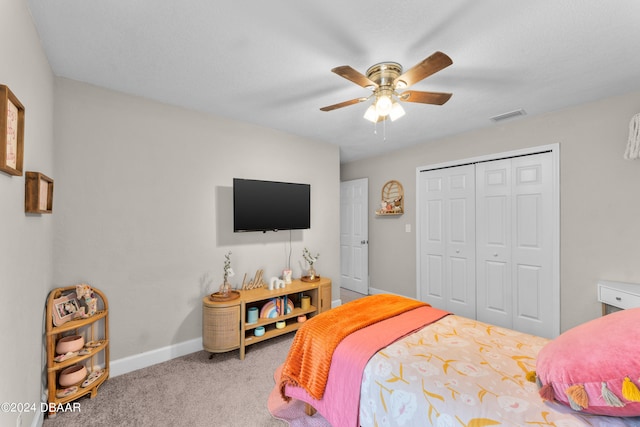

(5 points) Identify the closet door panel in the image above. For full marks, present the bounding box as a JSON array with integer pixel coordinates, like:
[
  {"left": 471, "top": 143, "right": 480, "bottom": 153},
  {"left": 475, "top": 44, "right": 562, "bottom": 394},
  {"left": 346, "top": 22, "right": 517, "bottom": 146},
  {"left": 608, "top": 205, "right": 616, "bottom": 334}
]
[
  {"left": 512, "top": 153, "right": 554, "bottom": 337},
  {"left": 476, "top": 159, "right": 512, "bottom": 327},
  {"left": 419, "top": 165, "right": 475, "bottom": 318},
  {"left": 446, "top": 167, "right": 476, "bottom": 318},
  {"left": 419, "top": 176, "right": 446, "bottom": 308},
  {"left": 486, "top": 196, "right": 507, "bottom": 246},
  {"left": 449, "top": 256, "right": 469, "bottom": 303},
  {"left": 516, "top": 194, "right": 541, "bottom": 250},
  {"left": 516, "top": 264, "right": 542, "bottom": 320},
  {"left": 425, "top": 254, "right": 444, "bottom": 300},
  {"left": 448, "top": 197, "right": 469, "bottom": 304},
  {"left": 484, "top": 260, "right": 509, "bottom": 313},
  {"left": 427, "top": 200, "right": 443, "bottom": 242}
]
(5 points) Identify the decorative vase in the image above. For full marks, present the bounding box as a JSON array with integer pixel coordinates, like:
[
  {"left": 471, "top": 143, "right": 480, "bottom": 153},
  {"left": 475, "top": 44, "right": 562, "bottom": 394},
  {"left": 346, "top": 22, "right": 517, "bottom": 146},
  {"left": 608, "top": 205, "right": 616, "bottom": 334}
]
[
  {"left": 308, "top": 266, "right": 316, "bottom": 280},
  {"left": 219, "top": 281, "right": 232, "bottom": 297}
]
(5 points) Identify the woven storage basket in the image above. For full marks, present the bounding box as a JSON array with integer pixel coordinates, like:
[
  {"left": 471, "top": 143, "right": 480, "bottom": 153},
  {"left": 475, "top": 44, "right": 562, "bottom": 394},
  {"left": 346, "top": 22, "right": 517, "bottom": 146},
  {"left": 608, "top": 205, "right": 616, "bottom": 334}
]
[{"left": 203, "top": 305, "right": 240, "bottom": 351}]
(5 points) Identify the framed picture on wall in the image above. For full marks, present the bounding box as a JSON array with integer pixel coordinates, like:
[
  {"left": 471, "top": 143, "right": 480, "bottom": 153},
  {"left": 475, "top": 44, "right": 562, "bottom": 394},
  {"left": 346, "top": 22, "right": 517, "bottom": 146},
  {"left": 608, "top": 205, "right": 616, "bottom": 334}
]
[
  {"left": 0, "top": 85, "right": 25, "bottom": 176},
  {"left": 25, "top": 171, "right": 53, "bottom": 214}
]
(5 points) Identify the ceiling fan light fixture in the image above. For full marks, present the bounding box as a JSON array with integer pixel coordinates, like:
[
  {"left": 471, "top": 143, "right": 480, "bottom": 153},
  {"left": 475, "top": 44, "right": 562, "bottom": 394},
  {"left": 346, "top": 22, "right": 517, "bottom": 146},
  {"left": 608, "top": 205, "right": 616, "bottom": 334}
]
[
  {"left": 321, "top": 52, "right": 453, "bottom": 127},
  {"left": 375, "top": 93, "right": 393, "bottom": 117},
  {"left": 363, "top": 104, "right": 379, "bottom": 123},
  {"left": 389, "top": 102, "right": 405, "bottom": 121}
]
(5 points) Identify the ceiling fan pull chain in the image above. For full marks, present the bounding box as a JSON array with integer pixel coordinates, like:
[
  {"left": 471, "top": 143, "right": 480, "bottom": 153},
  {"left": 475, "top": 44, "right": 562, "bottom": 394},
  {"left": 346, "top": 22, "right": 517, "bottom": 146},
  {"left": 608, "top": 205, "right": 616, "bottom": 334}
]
[{"left": 383, "top": 117, "right": 387, "bottom": 142}]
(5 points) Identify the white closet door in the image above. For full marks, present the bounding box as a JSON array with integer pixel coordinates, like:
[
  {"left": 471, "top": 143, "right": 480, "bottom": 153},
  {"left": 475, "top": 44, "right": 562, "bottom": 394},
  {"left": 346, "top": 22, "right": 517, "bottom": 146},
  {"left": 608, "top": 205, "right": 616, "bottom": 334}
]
[
  {"left": 476, "top": 159, "right": 513, "bottom": 328},
  {"left": 511, "top": 153, "right": 554, "bottom": 337},
  {"left": 418, "top": 165, "right": 476, "bottom": 318},
  {"left": 476, "top": 152, "right": 554, "bottom": 337}
]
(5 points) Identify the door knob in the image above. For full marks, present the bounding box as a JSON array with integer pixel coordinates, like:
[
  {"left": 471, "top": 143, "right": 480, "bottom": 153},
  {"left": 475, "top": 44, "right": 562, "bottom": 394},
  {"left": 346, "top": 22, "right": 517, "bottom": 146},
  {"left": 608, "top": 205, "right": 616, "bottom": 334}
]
[{"left": 360, "top": 240, "right": 368, "bottom": 244}]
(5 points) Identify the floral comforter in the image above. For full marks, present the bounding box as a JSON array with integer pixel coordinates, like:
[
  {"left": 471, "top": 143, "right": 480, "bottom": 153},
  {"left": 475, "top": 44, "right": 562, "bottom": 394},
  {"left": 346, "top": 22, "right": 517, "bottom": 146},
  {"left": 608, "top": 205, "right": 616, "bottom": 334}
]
[{"left": 359, "top": 315, "right": 638, "bottom": 427}]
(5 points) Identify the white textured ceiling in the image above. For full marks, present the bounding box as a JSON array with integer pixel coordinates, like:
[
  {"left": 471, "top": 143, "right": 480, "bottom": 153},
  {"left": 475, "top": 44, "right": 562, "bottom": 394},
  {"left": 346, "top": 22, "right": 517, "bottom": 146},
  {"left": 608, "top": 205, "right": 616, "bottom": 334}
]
[{"left": 26, "top": 0, "right": 640, "bottom": 162}]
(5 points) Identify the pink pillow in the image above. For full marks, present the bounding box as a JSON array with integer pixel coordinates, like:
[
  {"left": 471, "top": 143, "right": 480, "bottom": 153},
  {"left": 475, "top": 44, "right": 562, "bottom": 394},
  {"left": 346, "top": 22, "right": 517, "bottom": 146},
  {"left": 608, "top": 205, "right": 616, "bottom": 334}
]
[{"left": 536, "top": 308, "right": 640, "bottom": 416}]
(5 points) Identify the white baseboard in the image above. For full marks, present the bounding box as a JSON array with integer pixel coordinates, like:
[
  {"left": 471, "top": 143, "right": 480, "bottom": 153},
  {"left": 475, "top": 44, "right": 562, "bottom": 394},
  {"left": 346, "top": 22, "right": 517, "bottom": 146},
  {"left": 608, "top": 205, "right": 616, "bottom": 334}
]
[
  {"left": 109, "top": 338, "right": 202, "bottom": 378},
  {"left": 368, "top": 287, "right": 402, "bottom": 296}
]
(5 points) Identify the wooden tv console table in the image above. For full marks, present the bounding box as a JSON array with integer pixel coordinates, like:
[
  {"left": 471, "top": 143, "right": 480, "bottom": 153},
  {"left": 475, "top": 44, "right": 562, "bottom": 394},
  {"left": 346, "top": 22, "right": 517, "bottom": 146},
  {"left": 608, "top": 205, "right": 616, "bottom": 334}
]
[{"left": 202, "top": 277, "right": 331, "bottom": 359}]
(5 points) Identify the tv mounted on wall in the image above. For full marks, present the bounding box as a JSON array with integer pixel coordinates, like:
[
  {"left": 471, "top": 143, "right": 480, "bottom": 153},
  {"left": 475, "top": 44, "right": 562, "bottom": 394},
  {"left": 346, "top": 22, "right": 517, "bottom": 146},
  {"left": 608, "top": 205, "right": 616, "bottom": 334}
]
[{"left": 233, "top": 178, "right": 311, "bottom": 232}]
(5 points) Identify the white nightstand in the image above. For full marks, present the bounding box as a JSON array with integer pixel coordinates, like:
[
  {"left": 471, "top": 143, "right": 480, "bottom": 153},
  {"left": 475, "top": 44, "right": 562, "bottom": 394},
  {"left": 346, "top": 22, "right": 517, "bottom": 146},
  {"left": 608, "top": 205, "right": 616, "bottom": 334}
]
[{"left": 597, "top": 280, "right": 640, "bottom": 315}]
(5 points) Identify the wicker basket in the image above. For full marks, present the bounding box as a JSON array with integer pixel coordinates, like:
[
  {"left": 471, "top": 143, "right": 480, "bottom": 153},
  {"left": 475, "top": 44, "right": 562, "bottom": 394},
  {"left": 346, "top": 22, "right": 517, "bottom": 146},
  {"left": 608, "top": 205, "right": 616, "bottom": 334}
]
[{"left": 203, "top": 305, "right": 240, "bottom": 351}]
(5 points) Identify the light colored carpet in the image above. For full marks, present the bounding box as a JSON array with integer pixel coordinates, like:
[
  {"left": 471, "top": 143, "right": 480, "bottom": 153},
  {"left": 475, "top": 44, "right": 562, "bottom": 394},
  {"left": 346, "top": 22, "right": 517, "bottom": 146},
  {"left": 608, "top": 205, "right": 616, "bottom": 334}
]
[
  {"left": 267, "top": 365, "right": 330, "bottom": 427},
  {"left": 44, "top": 334, "right": 295, "bottom": 427}
]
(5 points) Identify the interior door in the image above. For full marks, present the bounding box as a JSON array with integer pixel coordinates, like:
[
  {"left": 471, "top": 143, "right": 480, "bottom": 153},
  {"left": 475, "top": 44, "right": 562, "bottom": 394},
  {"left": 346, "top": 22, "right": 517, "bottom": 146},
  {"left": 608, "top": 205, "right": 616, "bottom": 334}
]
[
  {"left": 340, "top": 178, "right": 369, "bottom": 294},
  {"left": 418, "top": 165, "right": 476, "bottom": 318}
]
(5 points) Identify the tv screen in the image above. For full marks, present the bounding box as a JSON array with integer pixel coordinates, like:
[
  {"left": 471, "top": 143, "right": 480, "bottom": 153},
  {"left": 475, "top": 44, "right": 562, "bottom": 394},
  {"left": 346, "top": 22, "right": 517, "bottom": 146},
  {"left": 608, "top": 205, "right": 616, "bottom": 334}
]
[{"left": 233, "top": 178, "right": 310, "bottom": 232}]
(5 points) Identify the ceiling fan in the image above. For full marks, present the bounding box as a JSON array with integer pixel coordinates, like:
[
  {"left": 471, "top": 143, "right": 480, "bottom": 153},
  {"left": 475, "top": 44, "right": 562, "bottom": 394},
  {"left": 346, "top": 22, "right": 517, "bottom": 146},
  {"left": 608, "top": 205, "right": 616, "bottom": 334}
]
[{"left": 320, "top": 51, "right": 453, "bottom": 123}]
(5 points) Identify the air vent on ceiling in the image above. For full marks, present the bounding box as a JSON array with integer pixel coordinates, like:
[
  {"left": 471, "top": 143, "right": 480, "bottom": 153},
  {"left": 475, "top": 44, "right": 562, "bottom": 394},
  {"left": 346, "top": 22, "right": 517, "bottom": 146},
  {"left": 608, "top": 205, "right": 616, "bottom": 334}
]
[{"left": 490, "top": 109, "right": 526, "bottom": 122}]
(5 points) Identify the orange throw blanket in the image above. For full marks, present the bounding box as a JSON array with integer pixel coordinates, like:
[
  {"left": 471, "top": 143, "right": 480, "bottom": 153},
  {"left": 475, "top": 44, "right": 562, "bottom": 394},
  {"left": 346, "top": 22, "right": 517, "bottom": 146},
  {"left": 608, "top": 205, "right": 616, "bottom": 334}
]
[{"left": 279, "top": 294, "right": 428, "bottom": 401}]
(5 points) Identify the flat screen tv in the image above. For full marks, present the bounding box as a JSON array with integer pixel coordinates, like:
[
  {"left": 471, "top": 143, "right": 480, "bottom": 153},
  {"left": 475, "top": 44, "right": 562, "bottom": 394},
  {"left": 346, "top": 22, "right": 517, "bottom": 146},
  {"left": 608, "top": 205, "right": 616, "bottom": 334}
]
[{"left": 233, "top": 178, "right": 310, "bottom": 232}]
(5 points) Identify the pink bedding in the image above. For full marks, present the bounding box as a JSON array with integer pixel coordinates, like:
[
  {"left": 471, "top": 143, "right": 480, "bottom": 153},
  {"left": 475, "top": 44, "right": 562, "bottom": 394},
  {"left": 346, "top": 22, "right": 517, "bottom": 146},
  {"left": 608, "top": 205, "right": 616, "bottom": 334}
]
[{"left": 285, "top": 305, "right": 449, "bottom": 427}]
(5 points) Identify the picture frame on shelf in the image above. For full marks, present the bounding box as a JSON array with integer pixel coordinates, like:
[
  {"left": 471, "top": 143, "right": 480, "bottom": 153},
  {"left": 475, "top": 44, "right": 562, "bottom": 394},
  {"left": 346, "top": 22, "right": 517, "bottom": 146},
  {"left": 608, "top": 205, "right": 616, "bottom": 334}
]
[
  {"left": 52, "top": 292, "right": 82, "bottom": 326},
  {"left": 0, "top": 85, "right": 25, "bottom": 176},
  {"left": 25, "top": 171, "right": 53, "bottom": 214}
]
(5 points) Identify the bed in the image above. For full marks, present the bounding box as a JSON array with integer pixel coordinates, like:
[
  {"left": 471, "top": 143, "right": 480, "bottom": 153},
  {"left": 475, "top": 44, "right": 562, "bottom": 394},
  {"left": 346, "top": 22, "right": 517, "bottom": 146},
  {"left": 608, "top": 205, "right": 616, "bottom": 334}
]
[{"left": 278, "top": 294, "right": 640, "bottom": 427}]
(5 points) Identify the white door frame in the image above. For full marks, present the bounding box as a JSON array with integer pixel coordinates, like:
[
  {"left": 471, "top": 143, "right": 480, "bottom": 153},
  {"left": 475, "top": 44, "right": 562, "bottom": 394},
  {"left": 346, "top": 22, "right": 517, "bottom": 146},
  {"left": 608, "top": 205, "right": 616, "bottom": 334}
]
[{"left": 416, "top": 143, "right": 560, "bottom": 337}]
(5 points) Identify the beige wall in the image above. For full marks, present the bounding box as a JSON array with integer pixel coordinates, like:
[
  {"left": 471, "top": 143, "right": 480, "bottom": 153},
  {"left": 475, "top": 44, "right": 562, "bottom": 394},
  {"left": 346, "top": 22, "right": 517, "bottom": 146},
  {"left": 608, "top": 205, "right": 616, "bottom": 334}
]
[
  {"left": 0, "top": 1, "right": 55, "bottom": 426},
  {"left": 2, "top": 4, "right": 340, "bottom": 419},
  {"left": 53, "top": 78, "right": 340, "bottom": 361},
  {"left": 342, "top": 90, "right": 640, "bottom": 332}
]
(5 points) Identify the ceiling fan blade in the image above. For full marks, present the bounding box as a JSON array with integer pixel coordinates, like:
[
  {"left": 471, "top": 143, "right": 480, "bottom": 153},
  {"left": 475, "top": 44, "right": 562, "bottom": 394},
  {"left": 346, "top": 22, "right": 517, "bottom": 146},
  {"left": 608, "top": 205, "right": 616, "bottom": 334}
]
[
  {"left": 394, "top": 51, "right": 453, "bottom": 88},
  {"left": 331, "top": 66, "right": 378, "bottom": 89},
  {"left": 320, "top": 97, "right": 367, "bottom": 112},
  {"left": 399, "top": 90, "right": 452, "bottom": 105}
]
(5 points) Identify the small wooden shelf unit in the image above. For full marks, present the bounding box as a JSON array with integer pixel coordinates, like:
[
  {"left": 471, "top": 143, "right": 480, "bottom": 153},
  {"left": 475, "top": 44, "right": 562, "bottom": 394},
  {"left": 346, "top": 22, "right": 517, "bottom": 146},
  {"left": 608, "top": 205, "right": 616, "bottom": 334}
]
[
  {"left": 45, "top": 286, "right": 109, "bottom": 416},
  {"left": 202, "top": 277, "right": 331, "bottom": 359}
]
